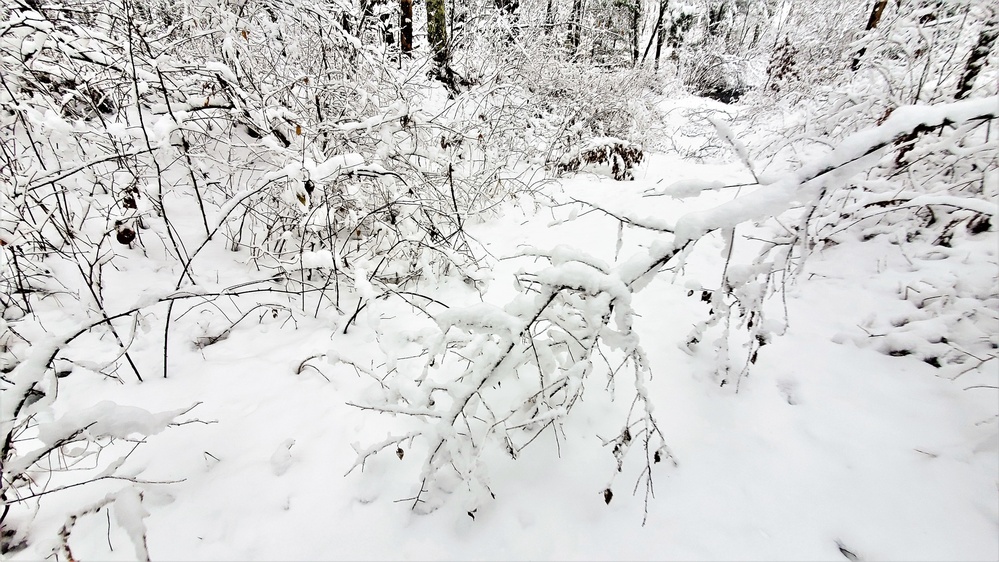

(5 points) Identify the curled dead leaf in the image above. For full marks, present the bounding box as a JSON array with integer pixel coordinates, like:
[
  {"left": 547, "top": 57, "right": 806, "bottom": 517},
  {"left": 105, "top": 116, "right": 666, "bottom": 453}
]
[{"left": 116, "top": 227, "right": 136, "bottom": 245}]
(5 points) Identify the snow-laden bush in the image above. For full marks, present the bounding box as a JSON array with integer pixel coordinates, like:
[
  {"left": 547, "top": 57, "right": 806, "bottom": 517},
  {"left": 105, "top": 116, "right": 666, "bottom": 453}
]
[
  {"left": 742, "top": 1, "right": 999, "bottom": 378},
  {"left": 2, "top": 0, "right": 995, "bottom": 545},
  {"left": 2, "top": 0, "right": 683, "bottom": 544},
  {"left": 512, "top": 54, "right": 667, "bottom": 156},
  {"left": 0, "top": 0, "right": 566, "bottom": 549},
  {"left": 683, "top": 53, "right": 750, "bottom": 103},
  {"left": 346, "top": 95, "right": 997, "bottom": 516},
  {"left": 556, "top": 137, "right": 644, "bottom": 180}
]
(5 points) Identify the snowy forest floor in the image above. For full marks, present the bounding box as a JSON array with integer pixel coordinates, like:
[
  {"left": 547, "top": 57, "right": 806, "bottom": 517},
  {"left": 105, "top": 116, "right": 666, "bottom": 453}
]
[{"left": 9, "top": 98, "right": 999, "bottom": 562}]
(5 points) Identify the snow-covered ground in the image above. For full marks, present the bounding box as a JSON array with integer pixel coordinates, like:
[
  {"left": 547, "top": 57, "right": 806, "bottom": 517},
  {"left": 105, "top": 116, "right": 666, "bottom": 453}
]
[{"left": 8, "top": 129, "right": 996, "bottom": 561}]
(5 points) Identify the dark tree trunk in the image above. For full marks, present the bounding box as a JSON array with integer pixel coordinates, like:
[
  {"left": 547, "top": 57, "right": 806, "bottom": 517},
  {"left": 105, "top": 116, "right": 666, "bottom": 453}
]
[
  {"left": 400, "top": 0, "right": 413, "bottom": 54},
  {"left": 654, "top": 0, "right": 668, "bottom": 70},
  {"left": 654, "top": 25, "right": 666, "bottom": 69},
  {"left": 568, "top": 0, "right": 584, "bottom": 55},
  {"left": 707, "top": 0, "right": 728, "bottom": 37},
  {"left": 380, "top": 13, "right": 395, "bottom": 45},
  {"left": 865, "top": 0, "right": 889, "bottom": 30},
  {"left": 642, "top": 0, "right": 666, "bottom": 65},
  {"left": 629, "top": 0, "right": 641, "bottom": 65},
  {"left": 956, "top": 18, "right": 998, "bottom": 100},
  {"left": 545, "top": 0, "right": 555, "bottom": 34},
  {"left": 851, "top": 0, "right": 889, "bottom": 71},
  {"left": 426, "top": 0, "right": 448, "bottom": 68},
  {"left": 425, "top": 0, "right": 456, "bottom": 93}
]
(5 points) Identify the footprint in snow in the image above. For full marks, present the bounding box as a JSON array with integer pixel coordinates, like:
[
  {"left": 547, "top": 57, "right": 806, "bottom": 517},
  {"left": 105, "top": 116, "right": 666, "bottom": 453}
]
[
  {"left": 776, "top": 378, "right": 799, "bottom": 405},
  {"left": 270, "top": 439, "right": 295, "bottom": 476}
]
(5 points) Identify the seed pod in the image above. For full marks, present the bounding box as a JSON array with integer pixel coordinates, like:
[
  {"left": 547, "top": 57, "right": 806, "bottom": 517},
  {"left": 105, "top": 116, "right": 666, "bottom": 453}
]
[
  {"left": 603, "top": 488, "right": 613, "bottom": 505},
  {"left": 396, "top": 447, "right": 404, "bottom": 460}
]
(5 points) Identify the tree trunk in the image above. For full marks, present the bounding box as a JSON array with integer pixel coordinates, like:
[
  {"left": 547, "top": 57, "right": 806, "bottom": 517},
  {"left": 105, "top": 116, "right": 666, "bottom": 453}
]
[
  {"left": 654, "top": 1, "right": 668, "bottom": 70},
  {"left": 425, "top": 0, "right": 456, "bottom": 92},
  {"left": 865, "top": 0, "right": 889, "bottom": 30},
  {"left": 956, "top": 17, "right": 998, "bottom": 99},
  {"left": 400, "top": 0, "right": 413, "bottom": 54},
  {"left": 707, "top": 0, "right": 728, "bottom": 38},
  {"left": 642, "top": 0, "right": 666, "bottom": 64},
  {"left": 630, "top": 0, "right": 641, "bottom": 65},
  {"left": 545, "top": 0, "right": 555, "bottom": 34},
  {"left": 851, "top": 0, "right": 889, "bottom": 71},
  {"left": 568, "top": 0, "right": 584, "bottom": 55},
  {"left": 425, "top": 0, "right": 448, "bottom": 68}
]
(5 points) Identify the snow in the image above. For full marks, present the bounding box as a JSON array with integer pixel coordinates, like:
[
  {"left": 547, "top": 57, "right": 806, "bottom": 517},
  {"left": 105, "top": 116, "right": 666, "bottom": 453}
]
[
  {"left": 652, "top": 177, "right": 729, "bottom": 197},
  {"left": 436, "top": 302, "right": 522, "bottom": 340},
  {"left": 269, "top": 438, "right": 296, "bottom": 476},
  {"left": 299, "top": 249, "right": 335, "bottom": 269},
  {"left": 112, "top": 487, "right": 151, "bottom": 562},
  {"left": 4, "top": 100, "right": 997, "bottom": 562},
  {"left": 11, "top": 143, "right": 985, "bottom": 560},
  {"left": 34, "top": 402, "right": 183, "bottom": 447},
  {"left": 664, "top": 96, "right": 999, "bottom": 247},
  {"left": 5, "top": 401, "right": 189, "bottom": 477}
]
